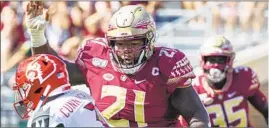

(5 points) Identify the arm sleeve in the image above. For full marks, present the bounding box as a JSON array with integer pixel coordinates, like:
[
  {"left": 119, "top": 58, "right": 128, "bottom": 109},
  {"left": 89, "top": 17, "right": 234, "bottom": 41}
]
[
  {"left": 75, "top": 38, "right": 109, "bottom": 78},
  {"left": 171, "top": 86, "right": 210, "bottom": 128},
  {"left": 247, "top": 70, "right": 261, "bottom": 96},
  {"left": 242, "top": 66, "right": 268, "bottom": 125},
  {"left": 248, "top": 89, "right": 268, "bottom": 124}
]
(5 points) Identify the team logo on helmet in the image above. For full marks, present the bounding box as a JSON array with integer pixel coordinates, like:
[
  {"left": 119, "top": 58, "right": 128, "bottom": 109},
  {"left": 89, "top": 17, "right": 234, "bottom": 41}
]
[
  {"left": 26, "top": 55, "right": 57, "bottom": 84},
  {"left": 134, "top": 20, "right": 151, "bottom": 29}
]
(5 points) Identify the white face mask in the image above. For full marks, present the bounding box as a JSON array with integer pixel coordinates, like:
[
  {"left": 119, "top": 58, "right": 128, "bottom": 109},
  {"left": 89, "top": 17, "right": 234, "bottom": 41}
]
[{"left": 206, "top": 68, "right": 226, "bottom": 83}]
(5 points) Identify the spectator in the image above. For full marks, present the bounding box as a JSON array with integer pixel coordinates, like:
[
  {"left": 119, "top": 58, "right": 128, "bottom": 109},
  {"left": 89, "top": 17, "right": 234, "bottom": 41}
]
[
  {"left": 181, "top": 1, "right": 207, "bottom": 26},
  {"left": 1, "top": 41, "right": 31, "bottom": 73},
  {"left": 45, "top": 2, "right": 71, "bottom": 52},
  {"left": 69, "top": 4, "right": 87, "bottom": 37},
  {"left": 1, "top": 6, "right": 26, "bottom": 74},
  {"left": 59, "top": 36, "right": 82, "bottom": 61},
  {"left": 238, "top": 2, "right": 268, "bottom": 40},
  {"left": 146, "top": 1, "right": 164, "bottom": 19}
]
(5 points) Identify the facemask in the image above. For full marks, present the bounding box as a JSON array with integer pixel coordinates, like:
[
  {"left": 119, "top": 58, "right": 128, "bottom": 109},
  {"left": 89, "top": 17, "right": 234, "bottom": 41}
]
[{"left": 206, "top": 68, "right": 226, "bottom": 83}]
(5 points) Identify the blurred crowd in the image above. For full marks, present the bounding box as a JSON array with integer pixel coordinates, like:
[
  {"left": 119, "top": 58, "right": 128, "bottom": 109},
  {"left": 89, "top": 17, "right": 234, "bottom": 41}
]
[
  {"left": 0, "top": 1, "right": 162, "bottom": 68},
  {"left": 0, "top": 1, "right": 268, "bottom": 127},
  {"left": 187, "top": 2, "right": 268, "bottom": 36}
]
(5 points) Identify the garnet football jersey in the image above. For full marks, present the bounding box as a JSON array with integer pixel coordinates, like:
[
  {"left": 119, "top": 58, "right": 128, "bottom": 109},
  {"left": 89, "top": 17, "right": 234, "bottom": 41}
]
[
  {"left": 75, "top": 38, "right": 195, "bottom": 127},
  {"left": 191, "top": 66, "right": 267, "bottom": 127}
]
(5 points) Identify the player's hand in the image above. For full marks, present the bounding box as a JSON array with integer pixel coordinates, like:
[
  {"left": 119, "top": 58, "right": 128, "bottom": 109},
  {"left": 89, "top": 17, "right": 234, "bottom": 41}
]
[
  {"left": 26, "top": 1, "right": 44, "bottom": 19},
  {"left": 26, "top": 1, "right": 48, "bottom": 30}
]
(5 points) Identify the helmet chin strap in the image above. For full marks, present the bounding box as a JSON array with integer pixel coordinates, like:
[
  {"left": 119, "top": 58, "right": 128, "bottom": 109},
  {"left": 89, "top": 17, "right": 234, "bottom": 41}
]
[
  {"left": 111, "top": 49, "right": 147, "bottom": 75},
  {"left": 137, "top": 50, "right": 145, "bottom": 65},
  {"left": 121, "top": 64, "right": 144, "bottom": 75}
]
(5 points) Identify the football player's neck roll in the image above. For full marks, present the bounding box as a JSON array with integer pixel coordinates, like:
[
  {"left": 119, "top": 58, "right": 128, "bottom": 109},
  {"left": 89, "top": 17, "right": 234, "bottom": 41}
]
[{"left": 207, "top": 77, "right": 227, "bottom": 90}]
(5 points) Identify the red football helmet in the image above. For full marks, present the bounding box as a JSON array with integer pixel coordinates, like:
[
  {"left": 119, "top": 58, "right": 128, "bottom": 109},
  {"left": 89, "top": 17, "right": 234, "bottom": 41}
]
[
  {"left": 13, "top": 54, "right": 71, "bottom": 120},
  {"left": 106, "top": 5, "right": 156, "bottom": 74},
  {"left": 200, "top": 35, "right": 235, "bottom": 83}
]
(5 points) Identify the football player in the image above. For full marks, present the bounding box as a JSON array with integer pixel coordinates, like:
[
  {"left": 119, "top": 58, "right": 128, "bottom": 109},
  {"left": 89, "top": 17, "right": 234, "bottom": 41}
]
[
  {"left": 25, "top": 1, "right": 209, "bottom": 127},
  {"left": 180, "top": 35, "right": 268, "bottom": 127},
  {"left": 13, "top": 54, "right": 106, "bottom": 127}
]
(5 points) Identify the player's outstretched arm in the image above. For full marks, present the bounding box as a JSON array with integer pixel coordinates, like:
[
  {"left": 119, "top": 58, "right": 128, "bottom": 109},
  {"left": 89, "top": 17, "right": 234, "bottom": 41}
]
[
  {"left": 26, "top": 1, "right": 85, "bottom": 85},
  {"left": 26, "top": 1, "right": 51, "bottom": 54},
  {"left": 248, "top": 90, "right": 268, "bottom": 125},
  {"left": 246, "top": 68, "right": 268, "bottom": 125},
  {"left": 171, "top": 86, "right": 210, "bottom": 127}
]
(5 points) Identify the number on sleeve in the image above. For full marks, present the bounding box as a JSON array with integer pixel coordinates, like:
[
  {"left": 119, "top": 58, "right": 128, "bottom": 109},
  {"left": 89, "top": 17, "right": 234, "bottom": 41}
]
[{"left": 159, "top": 48, "right": 175, "bottom": 58}]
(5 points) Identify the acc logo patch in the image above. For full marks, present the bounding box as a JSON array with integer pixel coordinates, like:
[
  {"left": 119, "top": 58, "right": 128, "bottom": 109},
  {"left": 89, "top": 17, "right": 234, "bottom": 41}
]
[
  {"left": 103, "top": 73, "right": 114, "bottom": 81},
  {"left": 92, "top": 57, "right": 108, "bottom": 68}
]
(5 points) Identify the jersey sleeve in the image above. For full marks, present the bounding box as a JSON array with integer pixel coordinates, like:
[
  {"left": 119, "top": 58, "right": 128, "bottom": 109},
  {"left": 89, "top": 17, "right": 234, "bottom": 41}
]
[
  {"left": 75, "top": 37, "right": 109, "bottom": 74},
  {"left": 235, "top": 66, "right": 261, "bottom": 97},
  {"left": 248, "top": 68, "right": 261, "bottom": 97},
  {"left": 158, "top": 48, "right": 196, "bottom": 93},
  {"left": 235, "top": 66, "right": 268, "bottom": 107}
]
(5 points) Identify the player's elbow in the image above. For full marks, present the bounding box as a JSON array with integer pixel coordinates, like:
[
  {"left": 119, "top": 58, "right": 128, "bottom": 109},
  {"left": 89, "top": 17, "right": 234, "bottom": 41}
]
[
  {"left": 171, "top": 87, "right": 210, "bottom": 127},
  {"left": 262, "top": 103, "right": 268, "bottom": 124},
  {"left": 189, "top": 108, "right": 210, "bottom": 128}
]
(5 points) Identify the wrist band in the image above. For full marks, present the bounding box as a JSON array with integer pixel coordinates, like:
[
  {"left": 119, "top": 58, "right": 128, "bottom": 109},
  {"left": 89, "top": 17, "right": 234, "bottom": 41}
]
[{"left": 29, "top": 29, "right": 47, "bottom": 47}]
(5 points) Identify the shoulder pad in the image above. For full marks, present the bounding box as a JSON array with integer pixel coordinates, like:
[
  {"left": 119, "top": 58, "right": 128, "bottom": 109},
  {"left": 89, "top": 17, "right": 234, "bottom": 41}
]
[
  {"left": 76, "top": 37, "right": 108, "bottom": 57},
  {"left": 31, "top": 108, "right": 50, "bottom": 127},
  {"left": 234, "top": 66, "right": 252, "bottom": 74},
  {"left": 75, "top": 37, "right": 109, "bottom": 70},
  {"left": 234, "top": 66, "right": 256, "bottom": 80},
  {"left": 78, "top": 37, "right": 108, "bottom": 51},
  {"left": 234, "top": 66, "right": 260, "bottom": 91}
]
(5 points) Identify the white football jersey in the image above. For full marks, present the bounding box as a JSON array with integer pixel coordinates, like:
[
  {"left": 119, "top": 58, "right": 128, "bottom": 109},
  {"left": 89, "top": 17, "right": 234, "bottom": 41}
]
[{"left": 28, "top": 89, "right": 104, "bottom": 127}]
